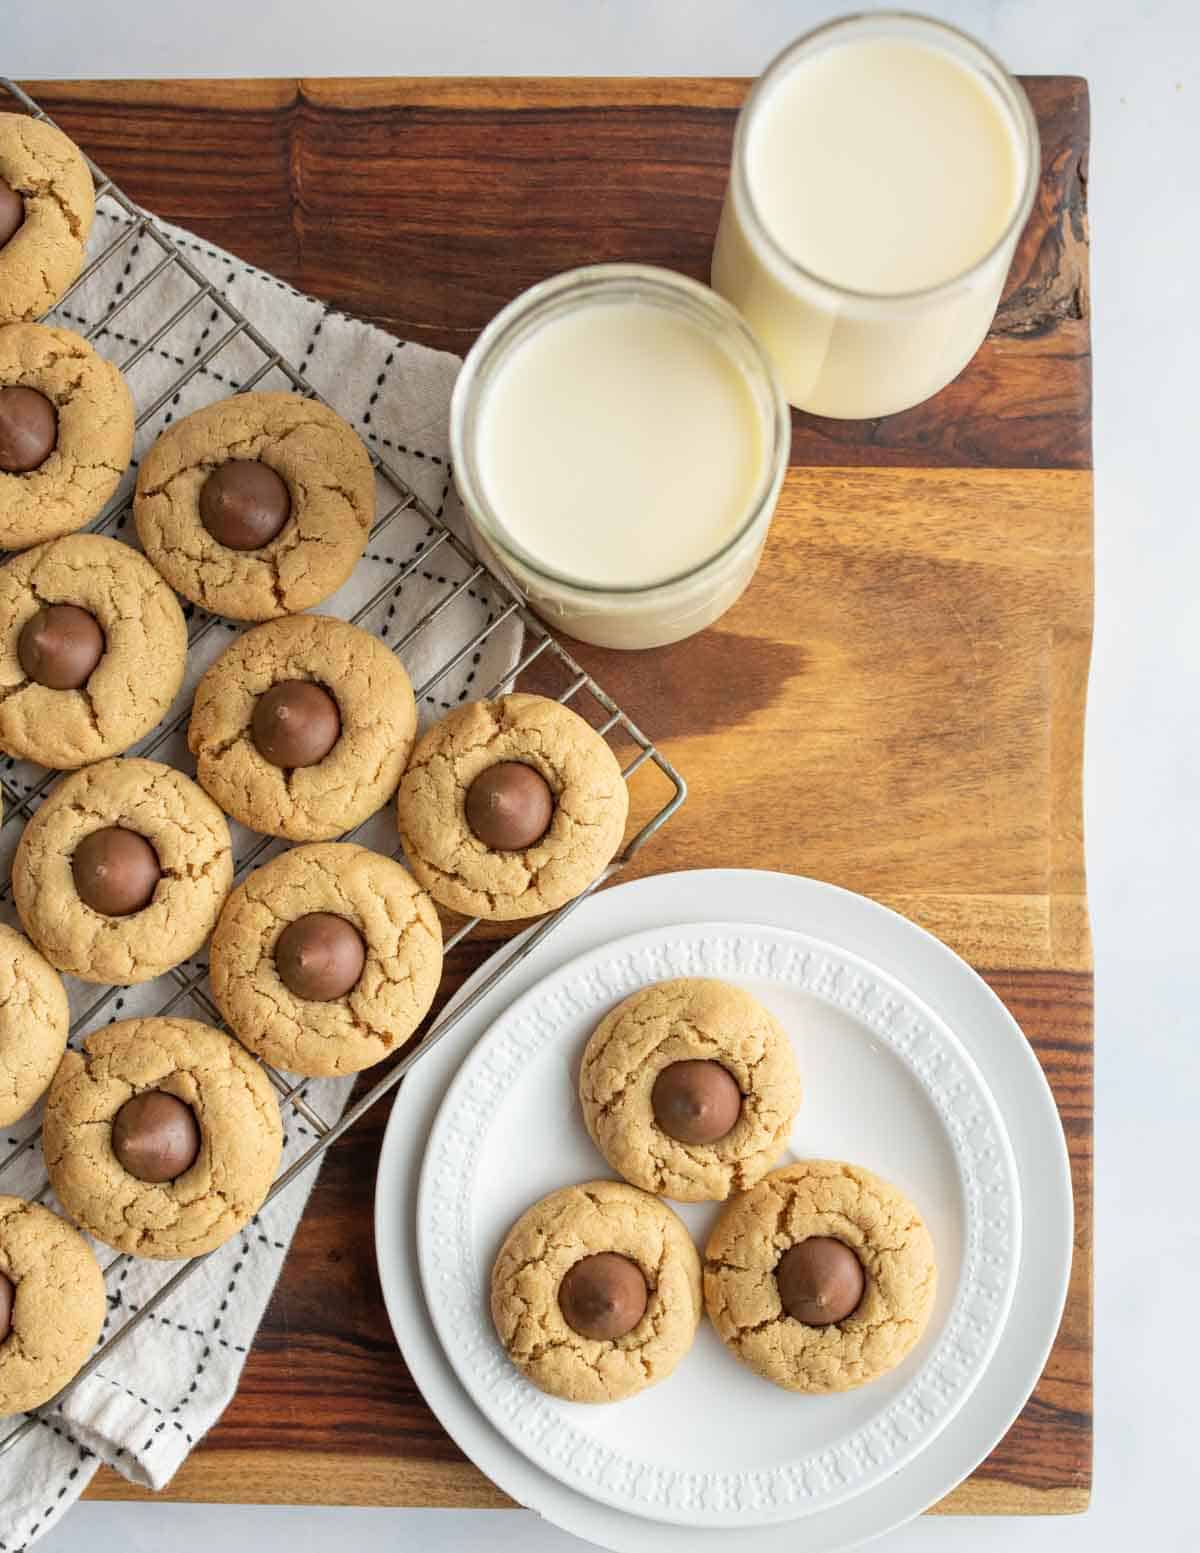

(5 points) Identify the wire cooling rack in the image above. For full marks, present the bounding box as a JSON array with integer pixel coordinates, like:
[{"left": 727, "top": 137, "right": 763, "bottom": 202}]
[{"left": 0, "top": 78, "right": 686, "bottom": 1456}]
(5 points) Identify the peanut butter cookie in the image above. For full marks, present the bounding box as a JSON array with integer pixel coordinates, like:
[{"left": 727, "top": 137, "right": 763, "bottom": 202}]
[
  {"left": 0, "top": 1196, "right": 105, "bottom": 1415},
  {"left": 188, "top": 614, "right": 417, "bottom": 841},
  {"left": 0, "top": 533, "right": 187, "bottom": 767},
  {"left": 397, "top": 694, "right": 628, "bottom": 921},
  {"left": 210, "top": 842, "right": 442, "bottom": 1077},
  {"left": 0, "top": 114, "right": 95, "bottom": 323},
  {"left": 490, "top": 1179, "right": 702, "bottom": 1404},
  {"left": 703, "top": 1160, "right": 937, "bottom": 1393},
  {"left": 43, "top": 1017, "right": 283, "bottom": 1260},
  {"left": 13, "top": 757, "right": 233, "bottom": 985},
  {"left": 579, "top": 978, "right": 802, "bottom": 1203},
  {"left": 134, "top": 392, "right": 375, "bottom": 621},
  {"left": 0, "top": 322, "right": 134, "bottom": 548},
  {"left": 0, "top": 925, "right": 69, "bottom": 1128}
]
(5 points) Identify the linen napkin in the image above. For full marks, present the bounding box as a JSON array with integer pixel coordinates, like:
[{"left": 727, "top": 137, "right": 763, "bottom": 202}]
[{"left": 0, "top": 193, "right": 522, "bottom": 1548}]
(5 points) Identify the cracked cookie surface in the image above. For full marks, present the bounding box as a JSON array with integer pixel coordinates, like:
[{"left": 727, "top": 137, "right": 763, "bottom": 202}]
[
  {"left": 397, "top": 694, "right": 628, "bottom": 922},
  {"left": 0, "top": 533, "right": 187, "bottom": 767},
  {"left": 490, "top": 1179, "right": 702, "bottom": 1404},
  {"left": 0, "top": 925, "right": 69, "bottom": 1128},
  {"left": 0, "top": 114, "right": 95, "bottom": 324},
  {"left": 43, "top": 1017, "right": 283, "bottom": 1260},
  {"left": 0, "top": 1195, "right": 105, "bottom": 1415},
  {"left": 134, "top": 392, "right": 375, "bottom": 621},
  {"left": 0, "top": 323, "right": 134, "bottom": 548},
  {"left": 13, "top": 757, "right": 234, "bottom": 985},
  {"left": 579, "top": 978, "right": 803, "bottom": 1203},
  {"left": 703, "top": 1160, "right": 937, "bottom": 1393},
  {"left": 188, "top": 614, "right": 417, "bottom": 841},
  {"left": 210, "top": 841, "right": 443, "bottom": 1077}
]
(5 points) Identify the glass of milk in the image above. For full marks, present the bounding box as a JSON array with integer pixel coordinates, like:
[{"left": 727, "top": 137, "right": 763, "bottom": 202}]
[
  {"left": 451, "top": 265, "right": 789, "bottom": 650},
  {"left": 712, "top": 12, "right": 1039, "bottom": 418}
]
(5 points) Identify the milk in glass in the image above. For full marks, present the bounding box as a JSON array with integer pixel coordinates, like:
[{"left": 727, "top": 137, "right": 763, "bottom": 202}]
[{"left": 712, "top": 16, "right": 1037, "bottom": 418}]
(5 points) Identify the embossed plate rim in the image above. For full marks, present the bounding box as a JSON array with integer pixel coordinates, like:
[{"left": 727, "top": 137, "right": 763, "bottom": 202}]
[{"left": 415, "top": 917, "right": 1021, "bottom": 1528}]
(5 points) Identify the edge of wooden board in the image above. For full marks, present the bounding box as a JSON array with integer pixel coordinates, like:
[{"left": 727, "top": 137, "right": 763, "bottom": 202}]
[
  {"left": 16, "top": 76, "right": 748, "bottom": 110},
  {"left": 22, "top": 74, "right": 1088, "bottom": 112},
  {"left": 82, "top": 1450, "right": 1090, "bottom": 1515}
]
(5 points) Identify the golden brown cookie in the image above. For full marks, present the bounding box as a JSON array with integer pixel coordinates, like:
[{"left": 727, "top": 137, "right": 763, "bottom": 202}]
[
  {"left": 0, "top": 533, "right": 187, "bottom": 767},
  {"left": 490, "top": 1179, "right": 702, "bottom": 1404},
  {"left": 43, "top": 1017, "right": 283, "bottom": 1260},
  {"left": 0, "top": 925, "right": 69, "bottom": 1128},
  {"left": 209, "top": 842, "right": 443, "bottom": 1077},
  {"left": 188, "top": 614, "right": 417, "bottom": 841},
  {"left": 0, "top": 114, "right": 95, "bottom": 324},
  {"left": 0, "top": 1196, "right": 105, "bottom": 1415},
  {"left": 579, "top": 978, "right": 802, "bottom": 1203},
  {"left": 703, "top": 1160, "right": 937, "bottom": 1393},
  {"left": 397, "top": 694, "right": 628, "bottom": 922},
  {"left": 0, "top": 323, "right": 134, "bottom": 549},
  {"left": 13, "top": 757, "right": 234, "bottom": 985},
  {"left": 133, "top": 392, "right": 375, "bottom": 621}
]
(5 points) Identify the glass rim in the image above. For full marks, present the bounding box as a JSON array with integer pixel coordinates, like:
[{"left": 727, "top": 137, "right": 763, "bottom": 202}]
[
  {"left": 730, "top": 9, "right": 1041, "bottom": 307},
  {"left": 449, "top": 262, "right": 790, "bottom": 598}
]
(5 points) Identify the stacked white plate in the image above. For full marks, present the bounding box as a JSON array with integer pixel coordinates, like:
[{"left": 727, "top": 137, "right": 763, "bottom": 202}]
[{"left": 374, "top": 869, "right": 1072, "bottom": 1553}]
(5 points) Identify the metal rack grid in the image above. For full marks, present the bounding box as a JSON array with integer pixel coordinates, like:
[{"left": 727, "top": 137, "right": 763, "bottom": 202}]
[{"left": 0, "top": 78, "right": 686, "bottom": 1457}]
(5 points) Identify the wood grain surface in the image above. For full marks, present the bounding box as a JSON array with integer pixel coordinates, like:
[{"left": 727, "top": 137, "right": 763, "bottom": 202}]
[{"left": 20, "top": 75, "right": 1092, "bottom": 1517}]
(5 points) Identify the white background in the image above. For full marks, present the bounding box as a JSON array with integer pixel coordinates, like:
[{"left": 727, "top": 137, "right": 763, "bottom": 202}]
[{"left": 7, "top": 0, "right": 1200, "bottom": 1549}]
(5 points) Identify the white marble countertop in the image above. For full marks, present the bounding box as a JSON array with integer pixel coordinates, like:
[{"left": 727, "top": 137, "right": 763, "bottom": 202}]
[{"left": 10, "top": 1, "right": 1199, "bottom": 1549}]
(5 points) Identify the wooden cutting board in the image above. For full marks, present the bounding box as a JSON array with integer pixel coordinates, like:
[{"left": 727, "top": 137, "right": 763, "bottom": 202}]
[{"left": 26, "top": 75, "right": 1092, "bottom": 1517}]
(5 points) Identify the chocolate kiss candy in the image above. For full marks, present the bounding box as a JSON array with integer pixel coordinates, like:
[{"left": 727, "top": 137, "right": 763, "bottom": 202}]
[
  {"left": 0, "top": 1271, "right": 13, "bottom": 1342},
  {"left": 0, "top": 179, "right": 23, "bottom": 247},
  {"left": 651, "top": 1059, "right": 742, "bottom": 1144},
  {"left": 72, "top": 828, "right": 161, "bottom": 916},
  {"left": 465, "top": 762, "right": 554, "bottom": 851},
  {"left": 275, "top": 912, "right": 366, "bottom": 1001},
  {"left": 775, "top": 1237, "right": 865, "bottom": 1326},
  {"left": 199, "top": 460, "right": 291, "bottom": 550},
  {"left": 252, "top": 680, "right": 341, "bottom": 768},
  {"left": 18, "top": 603, "right": 105, "bottom": 689},
  {"left": 0, "top": 386, "right": 57, "bottom": 473},
  {"left": 112, "top": 1091, "right": 200, "bottom": 1183},
  {"left": 558, "top": 1252, "right": 648, "bottom": 1340}
]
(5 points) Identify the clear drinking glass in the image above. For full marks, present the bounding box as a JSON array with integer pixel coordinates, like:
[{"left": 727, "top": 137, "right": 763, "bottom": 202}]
[
  {"left": 712, "top": 12, "right": 1039, "bottom": 419},
  {"left": 450, "top": 264, "right": 789, "bottom": 650}
]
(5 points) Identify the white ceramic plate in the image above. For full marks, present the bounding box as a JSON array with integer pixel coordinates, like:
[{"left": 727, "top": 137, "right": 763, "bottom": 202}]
[
  {"left": 376, "top": 870, "right": 1073, "bottom": 1553},
  {"left": 415, "top": 920, "right": 1020, "bottom": 1529}
]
